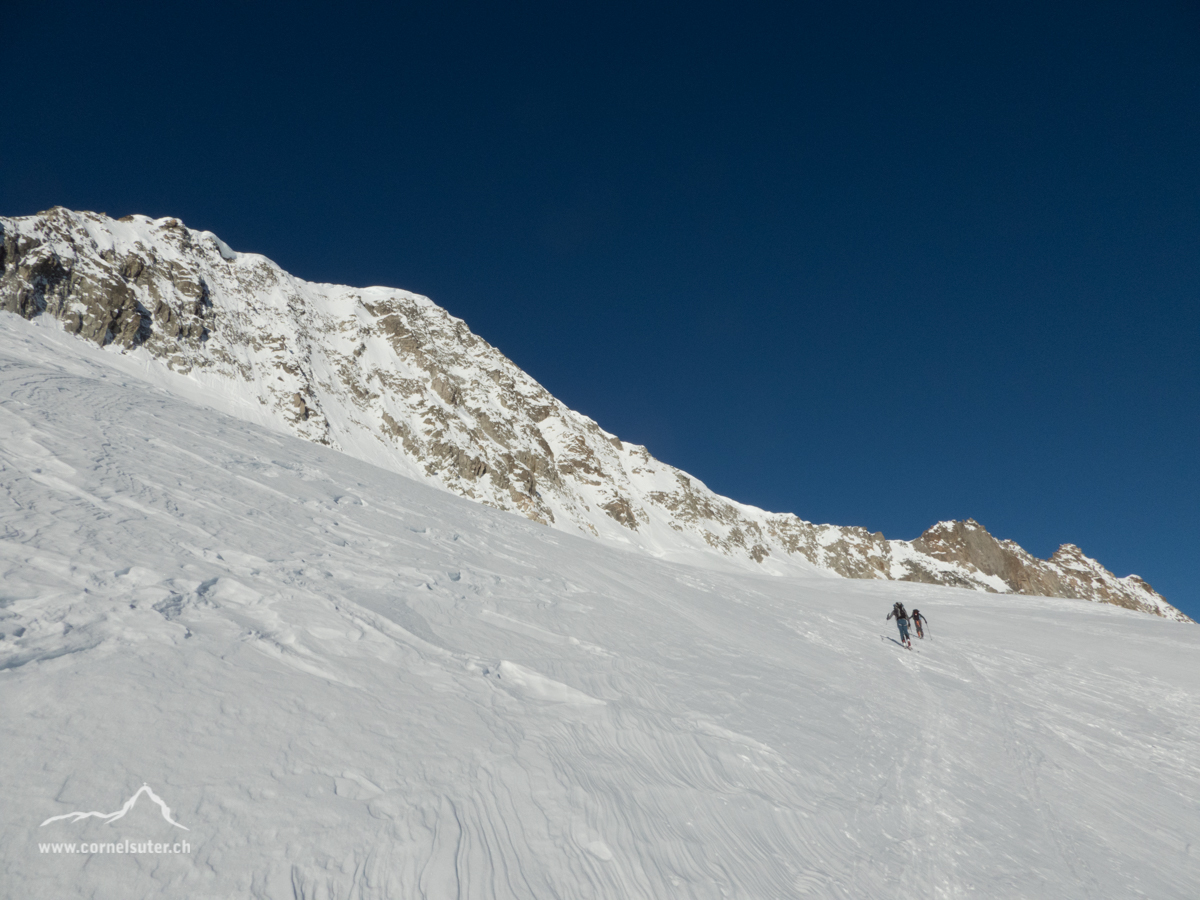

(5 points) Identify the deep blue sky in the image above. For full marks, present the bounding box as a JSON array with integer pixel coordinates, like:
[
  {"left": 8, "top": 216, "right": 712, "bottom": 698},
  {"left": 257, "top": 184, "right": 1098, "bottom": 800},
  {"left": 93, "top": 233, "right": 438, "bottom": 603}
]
[{"left": 5, "top": 2, "right": 1198, "bottom": 618}]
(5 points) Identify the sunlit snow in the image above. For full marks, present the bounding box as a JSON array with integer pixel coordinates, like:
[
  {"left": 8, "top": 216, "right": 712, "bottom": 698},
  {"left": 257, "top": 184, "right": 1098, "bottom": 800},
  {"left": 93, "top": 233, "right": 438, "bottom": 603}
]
[{"left": 1, "top": 317, "right": 1197, "bottom": 898}]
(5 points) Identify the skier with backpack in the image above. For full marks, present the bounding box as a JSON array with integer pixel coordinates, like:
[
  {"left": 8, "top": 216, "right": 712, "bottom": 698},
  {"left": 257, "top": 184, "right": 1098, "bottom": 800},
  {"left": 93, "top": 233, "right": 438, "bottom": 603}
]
[
  {"left": 887, "top": 602, "right": 913, "bottom": 649},
  {"left": 911, "top": 608, "right": 927, "bottom": 639}
]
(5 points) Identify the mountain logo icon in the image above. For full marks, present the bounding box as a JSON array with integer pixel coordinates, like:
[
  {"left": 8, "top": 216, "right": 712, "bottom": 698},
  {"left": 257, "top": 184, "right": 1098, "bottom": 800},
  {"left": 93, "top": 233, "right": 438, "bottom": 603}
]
[{"left": 40, "top": 783, "right": 189, "bottom": 831}]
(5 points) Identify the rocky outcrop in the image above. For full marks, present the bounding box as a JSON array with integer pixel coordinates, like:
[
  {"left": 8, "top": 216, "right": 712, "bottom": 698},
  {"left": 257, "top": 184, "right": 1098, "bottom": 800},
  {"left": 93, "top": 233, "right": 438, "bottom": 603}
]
[
  {"left": 0, "top": 208, "right": 1188, "bottom": 622},
  {"left": 899, "top": 519, "right": 1179, "bottom": 616}
]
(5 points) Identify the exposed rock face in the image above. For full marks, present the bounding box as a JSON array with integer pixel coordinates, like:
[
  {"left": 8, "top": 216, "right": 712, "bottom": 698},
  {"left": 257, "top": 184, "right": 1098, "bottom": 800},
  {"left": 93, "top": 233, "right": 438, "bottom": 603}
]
[
  {"left": 904, "top": 519, "right": 1177, "bottom": 615},
  {"left": 0, "top": 208, "right": 1188, "bottom": 622}
]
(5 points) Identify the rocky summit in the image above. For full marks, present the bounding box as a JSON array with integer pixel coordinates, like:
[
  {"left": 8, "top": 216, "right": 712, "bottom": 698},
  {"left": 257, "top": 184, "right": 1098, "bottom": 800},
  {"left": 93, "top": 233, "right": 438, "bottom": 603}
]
[{"left": 0, "top": 207, "right": 1187, "bottom": 621}]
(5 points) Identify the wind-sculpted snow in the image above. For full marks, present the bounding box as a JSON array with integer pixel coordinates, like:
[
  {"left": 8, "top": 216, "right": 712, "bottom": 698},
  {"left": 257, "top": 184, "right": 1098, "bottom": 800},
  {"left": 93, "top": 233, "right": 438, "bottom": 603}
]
[
  {"left": 0, "top": 207, "right": 1185, "bottom": 620},
  {"left": 1, "top": 320, "right": 1198, "bottom": 898}
]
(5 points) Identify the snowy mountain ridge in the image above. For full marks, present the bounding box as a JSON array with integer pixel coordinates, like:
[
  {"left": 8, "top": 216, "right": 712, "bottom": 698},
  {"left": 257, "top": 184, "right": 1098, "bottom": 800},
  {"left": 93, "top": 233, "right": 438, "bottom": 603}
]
[{"left": 0, "top": 207, "right": 1186, "bottom": 621}]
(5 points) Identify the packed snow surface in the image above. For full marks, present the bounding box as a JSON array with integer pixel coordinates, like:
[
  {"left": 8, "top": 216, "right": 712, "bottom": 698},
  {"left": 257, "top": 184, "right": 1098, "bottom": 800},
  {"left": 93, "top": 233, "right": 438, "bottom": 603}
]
[{"left": 1, "top": 319, "right": 1198, "bottom": 899}]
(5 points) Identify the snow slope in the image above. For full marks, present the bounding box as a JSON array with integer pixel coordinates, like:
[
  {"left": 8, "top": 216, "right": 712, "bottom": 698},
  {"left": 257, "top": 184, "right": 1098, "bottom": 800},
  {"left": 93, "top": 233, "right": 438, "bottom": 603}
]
[{"left": 1, "top": 299, "right": 1197, "bottom": 899}]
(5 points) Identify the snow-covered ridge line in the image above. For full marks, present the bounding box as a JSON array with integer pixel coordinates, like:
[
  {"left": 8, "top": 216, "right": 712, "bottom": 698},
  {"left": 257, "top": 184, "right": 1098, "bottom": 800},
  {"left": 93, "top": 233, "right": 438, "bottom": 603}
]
[{"left": 0, "top": 207, "right": 1187, "bottom": 621}]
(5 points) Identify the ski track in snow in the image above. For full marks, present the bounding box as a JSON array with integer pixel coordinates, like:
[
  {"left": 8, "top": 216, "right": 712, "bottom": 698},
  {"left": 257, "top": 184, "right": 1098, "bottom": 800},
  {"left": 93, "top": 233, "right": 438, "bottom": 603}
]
[{"left": 0, "top": 318, "right": 1198, "bottom": 898}]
